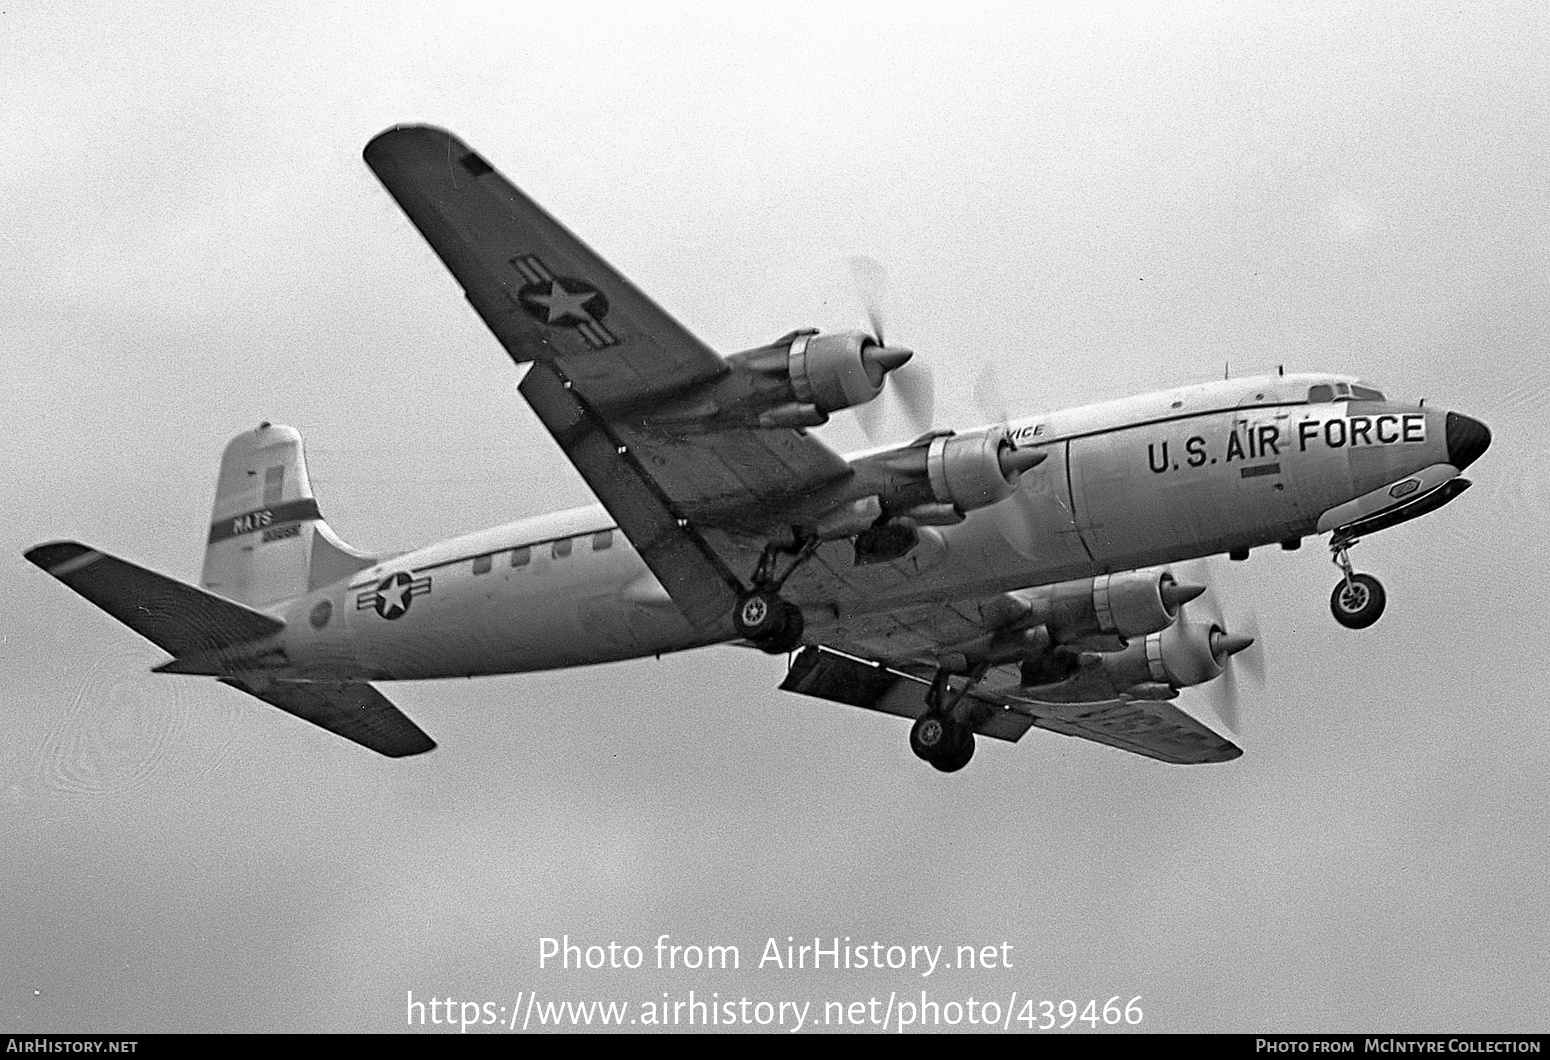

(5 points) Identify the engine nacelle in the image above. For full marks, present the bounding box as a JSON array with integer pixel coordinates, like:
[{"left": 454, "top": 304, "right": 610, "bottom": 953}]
[
  {"left": 1098, "top": 618, "right": 1250, "bottom": 690},
  {"left": 1012, "top": 568, "right": 1202, "bottom": 642},
  {"left": 925, "top": 426, "right": 1046, "bottom": 512},
  {"left": 789, "top": 331, "right": 909, "bottom": 414},
  {"left": 720, "top": 329, "right": 913, "bottom": 427}
]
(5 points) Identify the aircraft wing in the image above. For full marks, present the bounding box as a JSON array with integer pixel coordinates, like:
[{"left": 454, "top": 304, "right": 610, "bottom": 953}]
[
  {"left": 781, "top": 644, "right": 1241, "bottom": 765},
  {"left": 366, "top": 126, "right": 853, "bottom": 630},
  {"left": 364, "top": 125, "right": 724, "bottom": 406}
]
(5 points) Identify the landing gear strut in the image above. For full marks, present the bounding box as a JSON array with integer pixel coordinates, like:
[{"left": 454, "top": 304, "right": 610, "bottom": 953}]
[
  {"left": 1328, "top": 536, "right": 1387, "bottom": 630},
  {"left": 733, "top": 538, "right": 818, "bottom": 654},
  {"left": 909, "top": 668, "right": 983, "bottom": 773}
]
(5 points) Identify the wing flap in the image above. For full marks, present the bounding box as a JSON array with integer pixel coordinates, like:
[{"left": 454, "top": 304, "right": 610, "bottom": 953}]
[
  {"left": 780, "top": 646, "right": 1034, "bottom": 743},
  {"left": 25, "top": 541, "right": 285, "bottom": 657},
  {"left": 520, "top": 363, "right": 742, "bottom": 633},
  {"left": 220, "top": 678, "right": 436, "bottom": 758}
]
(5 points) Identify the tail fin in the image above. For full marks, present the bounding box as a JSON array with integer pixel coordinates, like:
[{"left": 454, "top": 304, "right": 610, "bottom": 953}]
[{"left": 202, "top": 423, "right": 376, "bottom": 608}]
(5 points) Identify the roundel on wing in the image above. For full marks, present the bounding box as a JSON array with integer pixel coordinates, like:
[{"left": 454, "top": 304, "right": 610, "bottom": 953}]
[{"left": 517, "top": 276, "right": 611, "bottom": 329}]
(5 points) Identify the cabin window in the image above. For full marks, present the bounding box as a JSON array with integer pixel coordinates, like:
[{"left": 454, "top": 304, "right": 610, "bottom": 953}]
[
  {"left": 1308, "top": 384, "right": 1334, "bottom": 403},
  {"left": 511, "top": 546, "right": 531, "bottom": 567},
  {"left": 592, "top": 529, "right": 614, "bottom": 551},
  {"left": 472, "top": 554, "right": 492, "bottom": 575},
  {"left": 553, "top": 538, "right": 572, "bottom": 559},
  {"left": 1351, "top": 385, "right": 1386, "bottom": 401}
]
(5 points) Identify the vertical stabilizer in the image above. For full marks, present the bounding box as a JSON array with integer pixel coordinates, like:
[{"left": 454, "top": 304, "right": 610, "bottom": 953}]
[{"left": 202, "top": 423, "right": 376, "bottom": 608}]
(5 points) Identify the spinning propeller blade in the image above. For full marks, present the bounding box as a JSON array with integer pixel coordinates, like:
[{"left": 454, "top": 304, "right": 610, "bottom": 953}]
[
  {"left": 847, "top": 256, "right": 935, "bottom": 439},
  {"left": 1180, "top": 559, "right": 1267, "bottom": 735}
]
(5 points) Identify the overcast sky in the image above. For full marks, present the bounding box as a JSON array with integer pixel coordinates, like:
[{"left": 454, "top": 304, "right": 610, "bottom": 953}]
[{"left": 4, "top": 1, "right": 1548, "bottom": 1034}]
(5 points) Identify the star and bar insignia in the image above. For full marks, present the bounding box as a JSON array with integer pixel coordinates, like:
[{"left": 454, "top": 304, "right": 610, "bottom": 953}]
[
  {"left": 511, "top": 255, "right": 619, "bottom": 350},
  {"left": 356, "top": 571, "right": 432, "bottom": 620}
]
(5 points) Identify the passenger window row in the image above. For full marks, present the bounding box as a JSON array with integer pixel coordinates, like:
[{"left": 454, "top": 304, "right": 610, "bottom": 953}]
[{"left": 472, "top": 530, "right": 617, "bottom": 575}]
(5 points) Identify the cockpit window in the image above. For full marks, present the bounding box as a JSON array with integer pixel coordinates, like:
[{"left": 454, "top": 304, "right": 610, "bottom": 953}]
[
  {"left": 1308, "top": 384, "right": 1334, "bottom": 403},
  {"left": 1350, "top": 385, "right": 1385, "bottom": 401}
]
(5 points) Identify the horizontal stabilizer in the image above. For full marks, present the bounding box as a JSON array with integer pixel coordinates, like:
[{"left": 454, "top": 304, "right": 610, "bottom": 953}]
[
  {"left": 220, "top": 678, "right": 436, "bottom": 757},
  {"left": 26, "top": 541, "right": 285, "bottom": 657}
]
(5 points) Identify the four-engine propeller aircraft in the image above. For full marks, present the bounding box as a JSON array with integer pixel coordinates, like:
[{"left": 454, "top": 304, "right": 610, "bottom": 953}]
[{"left": 26, "top": 126, "right": 1492, "bottom": 771}]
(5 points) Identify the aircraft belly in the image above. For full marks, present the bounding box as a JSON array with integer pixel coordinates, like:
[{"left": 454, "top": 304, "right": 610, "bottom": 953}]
[
  {"left": 343, "top": 548, "right": 697, "bottom": 678},
  {"left": 279, "top": 587, "right": 370, "bottom": 678},
  {"left": 343, "top": 575, "right": 487, "bottom": 678},
  {"left": 789, "top": 445, "right": 1094, "bottom": 627}
]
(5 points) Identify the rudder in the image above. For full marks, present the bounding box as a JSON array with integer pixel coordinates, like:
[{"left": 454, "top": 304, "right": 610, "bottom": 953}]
[{"left": 202, "top": 423, "right": 376, "bottom": 607}]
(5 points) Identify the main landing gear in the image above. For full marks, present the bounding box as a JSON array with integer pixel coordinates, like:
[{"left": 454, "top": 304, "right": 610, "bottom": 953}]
[
  {"left": 909, "top": 668, "right": 984, "bottom": 773},
  {"left": 1329, "top": 535, "right": 1387, "bottom": 630},
  {"left": 733, "top": 538, "right": 818, "bottom": 654}
]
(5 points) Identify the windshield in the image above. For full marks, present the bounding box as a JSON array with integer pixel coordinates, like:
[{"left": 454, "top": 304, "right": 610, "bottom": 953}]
[{"left": 1308, "top": 382, "right": 1386, "bottom": 403}]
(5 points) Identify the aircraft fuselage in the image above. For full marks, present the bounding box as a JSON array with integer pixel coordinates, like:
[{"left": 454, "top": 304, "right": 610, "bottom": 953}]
[{"left": 245, "top": 371, "right": 1480, "bottom": 683}]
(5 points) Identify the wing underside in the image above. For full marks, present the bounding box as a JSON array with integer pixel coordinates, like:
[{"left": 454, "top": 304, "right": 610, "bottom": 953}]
[
  {"left": 366, "top": 125, "right": 854, "bottom": 630},
  {"left": 781, "top": 645, "right": 1241, "bottom": 765}
]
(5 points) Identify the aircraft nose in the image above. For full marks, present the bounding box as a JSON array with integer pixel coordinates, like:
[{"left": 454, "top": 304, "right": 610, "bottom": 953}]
[{"left": 1445, "top": 412, "right": 1492, "bottom": 471}]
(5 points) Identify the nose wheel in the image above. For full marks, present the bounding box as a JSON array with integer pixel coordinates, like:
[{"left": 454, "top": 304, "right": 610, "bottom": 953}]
[
  {"left": 1329, "top": 537, "right": 1387, "bottom": 630},
  {"left": 1330, "top": 572, "right": 1386, "bottom": 629}
]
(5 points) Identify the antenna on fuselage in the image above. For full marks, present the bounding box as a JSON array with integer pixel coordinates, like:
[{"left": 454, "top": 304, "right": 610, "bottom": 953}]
[{"left": 1224, "top": 361, "right": 1230, "bottom": 380}]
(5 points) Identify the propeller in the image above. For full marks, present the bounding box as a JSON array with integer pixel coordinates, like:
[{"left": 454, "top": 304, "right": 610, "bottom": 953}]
[
  {"left": 1179, "top": 559, "right": 1267, "bottom": 735},
  {"left": 972, "top": 360, "right": 1009, "bottom": 427},
  {"left": 848, "top": 254, "right": 890, "bottom": 345},
  {"left": 848, "top": 256, "right": 935, "bottom": 440}
]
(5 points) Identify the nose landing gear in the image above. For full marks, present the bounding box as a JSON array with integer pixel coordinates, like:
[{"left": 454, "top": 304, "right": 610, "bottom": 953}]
[{"left": 1329, "top": 536, "right": 1387, "bottom": 630}]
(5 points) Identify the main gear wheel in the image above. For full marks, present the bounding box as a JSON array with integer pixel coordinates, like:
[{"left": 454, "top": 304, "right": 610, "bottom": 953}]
[
  {"left": 733, "top": 589, "right": 804, "bottom": 653},
  {"left": 909, "top": 713, "right": 975, "bottom": 772},
  {"left": 910, "top": 712, "right": 954, "bottom": 761}
]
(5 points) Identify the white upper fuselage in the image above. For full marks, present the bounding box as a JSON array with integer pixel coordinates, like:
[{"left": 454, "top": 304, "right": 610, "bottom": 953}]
[{"left": 268, "top": 372, "right": 1460, "bottom": 681}]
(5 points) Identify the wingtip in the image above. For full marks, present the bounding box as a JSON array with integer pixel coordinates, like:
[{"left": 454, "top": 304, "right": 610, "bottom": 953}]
[
  {"left": 363, "top": 124, "right": 466, "bottom": 168},
  {"left": 24, "top": 540, "right": 89, "bottom": 571},
  {"left": 385, "top": 737, "right": 439, "bottom": 759}
]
